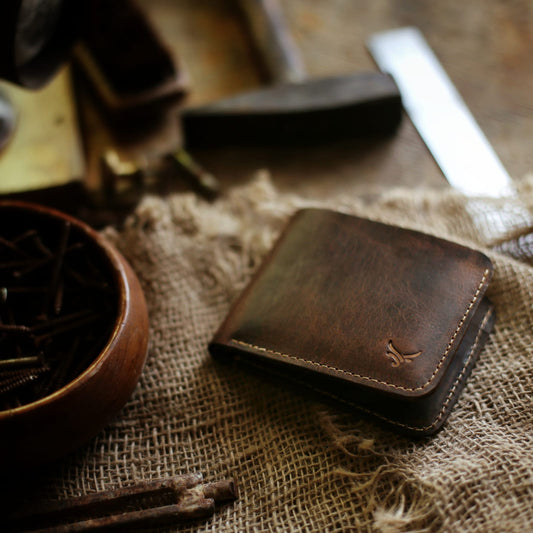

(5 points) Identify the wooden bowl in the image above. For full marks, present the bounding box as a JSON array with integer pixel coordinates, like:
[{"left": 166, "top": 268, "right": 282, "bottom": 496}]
[{"left": 0, "top": 201, "right": 149, "bottom": 471}]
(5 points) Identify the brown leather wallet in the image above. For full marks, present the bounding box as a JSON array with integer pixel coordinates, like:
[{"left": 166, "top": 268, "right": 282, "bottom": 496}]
[{"left": 209, "top": 209, "right": 495, "bottom": 436}]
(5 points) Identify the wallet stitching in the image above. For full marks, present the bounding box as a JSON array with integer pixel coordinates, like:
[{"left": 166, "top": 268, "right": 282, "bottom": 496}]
[
  {"left": 317, "top": 307, "right": 493, "bottom": 432},
  {"left": 236, "top": 307, "right": 492, "bottom": 433},
  {"left": 232, "top": 268, "right": 489, "bottom": 392}
]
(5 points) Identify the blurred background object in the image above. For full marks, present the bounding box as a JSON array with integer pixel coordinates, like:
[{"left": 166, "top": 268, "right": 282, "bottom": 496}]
[
  {"left": 0, "top": 0, "right": 532, "bottom": 215},
  {"left": 0, "top": 0, "right": 81, "bottom": 88},
  {"left": 0, "top": 88, "right": 17, "bottom": 151},
  {"left": 0, "top": 0, "right": 85, "bottom": 207}
]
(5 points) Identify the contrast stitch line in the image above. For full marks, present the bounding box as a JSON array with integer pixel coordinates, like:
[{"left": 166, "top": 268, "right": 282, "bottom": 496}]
[
  {"left": 408, "top": 307, "right": 493, "bottom": 431},
  {"left": 232, "top": 268, "right": 490, "bottom": 393},
  {"left": 236, "top": 308, "right": 492, "bottom": 433}
]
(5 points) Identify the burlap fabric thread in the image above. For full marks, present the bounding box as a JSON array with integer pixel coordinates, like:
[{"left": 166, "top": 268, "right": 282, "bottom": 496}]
[{"left": 32, "top": 173, "right": 533, "bottom": 532}]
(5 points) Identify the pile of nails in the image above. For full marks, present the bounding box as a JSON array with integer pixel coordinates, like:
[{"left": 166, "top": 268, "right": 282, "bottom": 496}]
[{"left": 0, "top": 209, "right": 117, "bottom": 410}]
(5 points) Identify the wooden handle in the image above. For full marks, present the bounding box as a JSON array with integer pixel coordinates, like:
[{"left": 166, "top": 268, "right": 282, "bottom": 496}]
[{"left": 239, "top": 0, "right": 307, "bottom": 83}]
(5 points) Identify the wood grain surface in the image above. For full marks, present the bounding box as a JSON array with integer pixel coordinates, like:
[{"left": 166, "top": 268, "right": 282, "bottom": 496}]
[{"left": 140, "top": 0, "right": 533, "bottom": 200}]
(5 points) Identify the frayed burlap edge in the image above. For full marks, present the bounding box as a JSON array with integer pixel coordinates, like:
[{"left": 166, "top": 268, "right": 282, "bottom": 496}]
[{"left": 25, "top": 172, "right": 533, "bottom": 533}]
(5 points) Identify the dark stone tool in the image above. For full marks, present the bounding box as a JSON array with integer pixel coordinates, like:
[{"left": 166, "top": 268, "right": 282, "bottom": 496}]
[{"left": 182, "top": 0, "right": 402, "bottom": 147}]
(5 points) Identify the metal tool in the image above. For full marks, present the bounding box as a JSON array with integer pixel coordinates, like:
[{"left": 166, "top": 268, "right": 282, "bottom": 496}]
[
  {"left": 74, "top": 0, "right": 219, "bottom": 204},
  {"left": 74, "top": 0, "right": 188, "bottom": 116},
  {"left": 7, "top": 474, "right": 237, "bottom": 532},
  {"left": 69, "top": 0, "right": 219, "bottom": 206},
  {"left": 0, "top": 88, "right": 17, "bottom": 151},
  {"left": 367, "top": 27, "right": 533, "bottom": 248},
  {"left": 181, "top": 0, "right": 402, "bottom": 147},
  {"left": 0, "top": 0, "right": 81, "bottom": 89},
  {"left": 0, "top": 1, "right": 85, "bottom": 200}
]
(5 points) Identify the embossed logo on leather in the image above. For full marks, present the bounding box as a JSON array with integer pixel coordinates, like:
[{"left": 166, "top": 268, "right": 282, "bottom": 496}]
[{"left": 386, "top": 341, "right": 422, "bottom": 367}]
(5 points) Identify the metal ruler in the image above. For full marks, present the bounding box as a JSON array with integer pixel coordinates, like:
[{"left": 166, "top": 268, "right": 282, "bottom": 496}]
[{"left": 367, "top": 27, "right": 532, "bottom": 242}]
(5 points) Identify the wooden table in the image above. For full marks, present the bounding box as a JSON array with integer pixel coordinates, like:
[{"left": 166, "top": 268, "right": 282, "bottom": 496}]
[
  {"left": 2, "top": 1, "right": 530, "bottom": 211},
  {"left": 140, "top": 0, "right": 533, "bottom": 201}
]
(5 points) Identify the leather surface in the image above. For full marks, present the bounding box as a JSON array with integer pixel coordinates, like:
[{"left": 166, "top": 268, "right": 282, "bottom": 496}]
[{"left": 210, "top": 209, "right": 495, "bottom": 435}]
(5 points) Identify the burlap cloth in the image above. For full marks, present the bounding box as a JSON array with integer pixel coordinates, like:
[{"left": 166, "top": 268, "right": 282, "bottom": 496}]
[{"left": 35, "top": 173, "right": 533, "bottom": 532}]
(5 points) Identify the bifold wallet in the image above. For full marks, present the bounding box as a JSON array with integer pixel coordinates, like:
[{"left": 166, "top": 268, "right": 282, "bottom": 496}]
[{"left": 209, "top": 209, "right": 495, "bottom": 436}]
